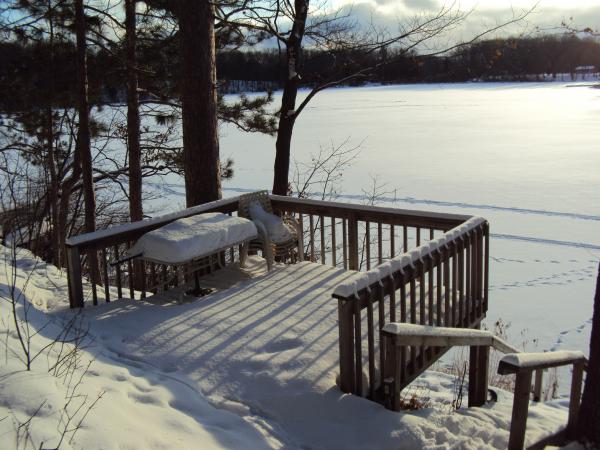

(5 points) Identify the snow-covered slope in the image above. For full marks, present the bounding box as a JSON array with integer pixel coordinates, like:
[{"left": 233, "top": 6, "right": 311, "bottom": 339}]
[{"left": 0, "top": 245, "right": 576, "bottom": 449}]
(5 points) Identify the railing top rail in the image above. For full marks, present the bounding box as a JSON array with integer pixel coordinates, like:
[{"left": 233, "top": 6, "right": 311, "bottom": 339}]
[
  {"left": 332, "top": 216, "right": 487, "bottom": 300},
  {"left": 66, "top": 196, "right": 241, "bottom": 251},
  {"left": 498, "top": 351, "right": 587, "bottom": 374},
  {"left": 382, "top": 323, "right": 519, "bottom": 354},
  {"left": 270, "top": 195, "right": 471, "bottom": 230}
]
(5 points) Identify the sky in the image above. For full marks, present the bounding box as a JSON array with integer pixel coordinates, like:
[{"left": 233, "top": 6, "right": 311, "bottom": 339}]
[{"left": 322, "top": 0, "right": 600, "bottom": 45}]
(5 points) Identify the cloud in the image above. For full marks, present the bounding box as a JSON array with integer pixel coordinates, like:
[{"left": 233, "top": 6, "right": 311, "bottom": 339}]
[{"left": 402, "top": 0, "right": 439, "bottom": 11}]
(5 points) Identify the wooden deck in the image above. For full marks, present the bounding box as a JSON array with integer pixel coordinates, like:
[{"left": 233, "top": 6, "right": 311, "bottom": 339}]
[{"left": 64, "top": 194, "right": 489, "bottom": 410}]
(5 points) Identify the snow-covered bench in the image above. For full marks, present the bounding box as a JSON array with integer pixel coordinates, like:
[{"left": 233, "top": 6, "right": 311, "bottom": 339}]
[{"left": 123, "top": 213, "right": 258, "bottom": 297}]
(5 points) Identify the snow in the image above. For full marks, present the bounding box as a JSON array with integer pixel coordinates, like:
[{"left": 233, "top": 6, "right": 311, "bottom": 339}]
[
  {"left": 500, "top": 351, "right": 586, "bottom": 370},
  {"left": 333, "top": 216, "right": 487, "bottom": 297},
  {"left": 3, "top": 82, "right": 598, "bottom": 448},
  {"left": 126, "top": 213, "right": 257, "bottom": 265},
  {"left": 384, "top": 322, "right": 495, "bottom": 338},
  {"left": 0, "top": 245, "right": 576, "bottom": 449}
]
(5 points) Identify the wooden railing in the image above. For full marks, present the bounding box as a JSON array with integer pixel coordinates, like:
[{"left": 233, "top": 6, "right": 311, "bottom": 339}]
[
  {"left": 66, "top": 194, "right": 474, "bottom": 308},
  {"left": 498, "top": 351, "right": 587, "bottom": 450},
  {"left": 271, "top": 195, "right": 471, "bottom": 270},
  {"left": 381, "top": 323, "right": 520, "bottom": 410},
  {"left": 331, "top": 217, "right": 489, "bottom": 402}
]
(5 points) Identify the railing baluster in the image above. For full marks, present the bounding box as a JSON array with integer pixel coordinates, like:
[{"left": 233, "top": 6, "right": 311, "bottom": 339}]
[
  {"left": 309, "top": 214, "right": 315, "bottom": 262},
  {"left": 403, "top": 225, "right": 408, "bottom": 252},
  {"left": 428, "top": 256, "right": 435, "bottom": 326},
  {"left": 484, "top": 223, "right": 489, "bottom": 312},
  {"left": 390, "top": 224, "right": 395, "bottom": 258},
  {"left": 416, "top": 227, "right": 421, "bottom": 247},
  {"left": 444, "top": 248, "right": 451, "bottom": 327},
  {"left": 466, "top": 232, "right": 472, "bottom": 324},
  {"left": 365, "top": 221, "right": 371, "bottom": 270},
  {"left": 102, "top": 248, "right": 110, "bottom": 303},
  {"left": 320, "top": 215, "right": 325, "bottom": 264},
  {"left": 436, "top": 250, "right": 443, "bottom": 325},
  {"left": 114, "top": 245, "right": 123, "bottom": 299},
  {"left": 367, "top": 293, "right": 375, "bottom": 399},
  {"left": 354, "top": 298, "right": 362, "bottom": 395},
  {"left": 128, "top": 257, "right": 135, "bottom": 300},
  {"left": 459, "top": 241, "right": 465, "bottom": 327},
  {"left": 452, "top": 243, "right": 458, "bottom": 326},
  {"left": 377, "top": 284, "right": 386, "bottom": 394},
  {"left": 331, "top": 217, "right": 337, "bottom": 267},
  {"left": 377, "top": 222, "right": 383, "bottom": 265},
  {"left": 342, "top": 218, "right": 348, "bottom": 270},
  {"left": 140, "top": 260, "right": 146, "bottom": 299},
  {"left": 91, "top": 250, "right": 98, "bottom": 306}
]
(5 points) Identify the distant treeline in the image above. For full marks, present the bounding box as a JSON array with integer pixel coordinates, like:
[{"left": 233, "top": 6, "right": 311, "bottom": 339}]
[{"left": 1, "top": 34, "right": 599, "bottom": 111}]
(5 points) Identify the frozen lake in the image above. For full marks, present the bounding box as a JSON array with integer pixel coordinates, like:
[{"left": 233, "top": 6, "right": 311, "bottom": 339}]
[{"left": 154, "top": 82, "right": 599, "bottom": 393}]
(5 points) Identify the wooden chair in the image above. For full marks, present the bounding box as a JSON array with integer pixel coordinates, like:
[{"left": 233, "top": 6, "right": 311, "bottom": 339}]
[{"left": 238, "top": 191, "right": 304, "bottom": 270}]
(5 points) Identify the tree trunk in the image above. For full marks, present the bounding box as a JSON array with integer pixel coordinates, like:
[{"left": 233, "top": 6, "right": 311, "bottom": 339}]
[
  {"left": 75, "top": 0, "right": 98, "bottom": 283},
  {"left": 125, "top": 0, "right": 142, "bottom": 222},
  {"left": 177, "top": 0, "right": 221, "bottom": 207},
  {"left": 271, "top": 0, "right": 308, "bottom": 196},
  {"left": 576, "top": 263, "right": 600, "bottom": 446}
]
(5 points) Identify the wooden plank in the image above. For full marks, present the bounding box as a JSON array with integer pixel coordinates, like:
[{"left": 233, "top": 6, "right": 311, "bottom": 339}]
[
  {"left": 484, "top": 223, "right": 490, "bottom": 312},
  {"left": 91, "top": 250, "right": 98, "bottom": 306},
  {"left": 114, "top": 245, "right": 123, "bottom": 299},
  {"left": 366, "top": 221, "right": 371, "bottom": 270},
  {"left": 466, "top": 233, "right": 472, "bottom": 323},
  {"left": 533, "top": 369, "right": 543, "bottom": 402},
  {"left": 566, "top": 361, "right": 585, "bottom": 438},
  {"left": 367, "top": 294, "right": 375, "bottom": 399},
  {"left": 331, "top": 217, "right": 337, "bottom": 266},
  {"left": 508, "top": 370, "right": 533, "bottom": 450},
  {"left": 382, "top": 333, "right": 399, "bottom": 411},
  {"left": 127, "top": 256, "right": 135, "bottom": 299},
  {"left": 378, "top": 284, "right": 386, "bottom": 391},
  {"left": 348, "top": 215, "right": 359, "bottom": 271},
  {"left": 320, "top": 215, "right": 325, "bottom": 264},
  {"left": 337, "top": 299, "right": 355, "bottom": 394},
  {"left": 354, "top": 298, "right": 363, "bottom": 396},
  {"left": 270, "top": 196, "right": 469, "bottom": 231},
  {"left": 444, "top": 250, "right": 451, "bottom": 327},
  {"left": 390, "top": 224, "right": 395, "bottom": 258},
  {"left": 429, "top": 257, "right": 436, "bottom": 326},
  {"left": 377, "top": 222, "right": 383, "bottom": 265},
  {"left": 102, "top": 248, "right": 110, "bottom": 303},
  {"left": 468, "top": 345, "right": 489, "bottom": 407},
  {"left": 452, "top": 246, "right": 458, "bottom": 326},
  {"left": 342, "top": 219, "right": 348, "bottom": 270},
  {"left": 309, "top": 215, "right": 315, "bottom": 262},
  {"left": 66, "top": 245, "right": 84, "bottom": 308},
  {"left": 436, "top": 251, "right": 443, "bottom": 325}
]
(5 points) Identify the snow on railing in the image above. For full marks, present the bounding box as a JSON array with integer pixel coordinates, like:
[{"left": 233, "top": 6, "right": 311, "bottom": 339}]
[
  {"left": 333, "top": 216, "right": 486, "bottom": 299},
  {"left": 333, "top": 214, "right": 490, "bottom": 400}
]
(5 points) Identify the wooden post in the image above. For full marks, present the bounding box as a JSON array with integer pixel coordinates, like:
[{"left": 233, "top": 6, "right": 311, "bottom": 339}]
[
  {"left": 66, "top": 245, "right": 84, "bottom": 308},
  {"left": 566, "top": 361, "right": 585, "bottom": 438},
  {"left": 533, "top": 369, "right": 544, "bottom": 402},
  {"left": 468, "top": 345, "right": 489, "bottom": 407},
  {"left": 338, "top": 299, "right": 355, "bottom": 394},
  {"left": 508, "top": 370, "right": 533, "bottom": 450},
  {"left": 382, "top": 332, "right": 399, "bottom": 411},
  {"left": 348, "top": 214, "right": 359, "bottom": 271}
]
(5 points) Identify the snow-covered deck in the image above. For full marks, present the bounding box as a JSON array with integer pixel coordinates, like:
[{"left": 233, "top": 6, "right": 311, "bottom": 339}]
[{"left": 76, "top": 259, "right": 568, "bottom": 449}]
